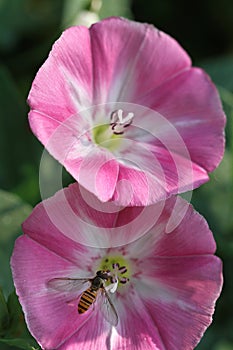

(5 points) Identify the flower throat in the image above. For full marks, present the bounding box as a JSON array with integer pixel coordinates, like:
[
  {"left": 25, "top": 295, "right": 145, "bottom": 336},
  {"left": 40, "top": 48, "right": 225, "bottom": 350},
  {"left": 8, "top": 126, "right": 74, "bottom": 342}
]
[
  {"left": 98, "top": 254, "right": 131, "bottom": 288},
  {"left": 92, "top": 109, "right": 134, "bottom": 151}
]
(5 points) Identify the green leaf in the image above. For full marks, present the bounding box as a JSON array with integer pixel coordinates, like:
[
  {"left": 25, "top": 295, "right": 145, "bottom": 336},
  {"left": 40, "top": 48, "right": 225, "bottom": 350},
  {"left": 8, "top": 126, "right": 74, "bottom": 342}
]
[
  {"left": 0, "top": 191, "right": 39, "bottom": 349},
  {"left": 62, "top": 0, "right": 90, "bottom": 27},
  {"left": 218, "top": 87, "right": 233, "bottom": 152},
  {"left": 62, "top": 0, "right": 132, "bottom": 28},
  {"left": 0, "top": 64, "right": 26, "bottom": 190},
  {"left": 192, "top": 151, "right": 233, "bottom": 242},
  {"left": 219, "top": 87, "right": 233, "bottom": 109},
  {"left": 6, "top": 292, "right": 31, "bottom": 340},
  {"left": 0, "top": 291, "right": 40, "bottom": 350},
  {"left": 99, "top": 0, "right": 132, "bottom": 19},
  {"left": 0, "top": 338, "right": 39, "bottom": 350},
  {"left": 0, "top": 288, "right": 9, "bottom": 337},
  {"left": 6, "top": 292, "right": 28, "bottom": 339},
  {"left": 0, "top": 190, "right": 32, "bottom": 296},
  {"left": 201, "top": 55, "right": 233, "bottom": 91},
  {"left": 0, "top": 63, "right": 42, "bottom": 205},
  {"left": 214, "top": 342, "right": 233, "bottom": 350},
  {"left": 0, "top": 0, "right": 63, "bottom": 52},
  {"left": 200, "top": 56, "right": 233, "bottom": 150}
]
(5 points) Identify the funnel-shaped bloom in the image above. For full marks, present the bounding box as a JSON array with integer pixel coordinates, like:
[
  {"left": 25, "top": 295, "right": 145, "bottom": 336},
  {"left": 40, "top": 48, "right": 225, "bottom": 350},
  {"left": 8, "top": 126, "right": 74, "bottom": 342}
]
[
  {"left": 28, "top": 17, "right": 225, "bottom": 206},
  {"left": 11, "top": 184, "right": 222, "bottom": 349}
]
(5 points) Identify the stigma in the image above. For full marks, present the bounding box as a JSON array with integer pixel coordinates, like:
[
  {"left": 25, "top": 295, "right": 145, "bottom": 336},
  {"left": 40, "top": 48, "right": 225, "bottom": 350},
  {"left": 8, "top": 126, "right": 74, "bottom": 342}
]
[
  {"left": 110, "top": 109, "right": 134, "bottom": 135},
  {"left": 98, "top": 255, "right": 131, "bottom": 292}
]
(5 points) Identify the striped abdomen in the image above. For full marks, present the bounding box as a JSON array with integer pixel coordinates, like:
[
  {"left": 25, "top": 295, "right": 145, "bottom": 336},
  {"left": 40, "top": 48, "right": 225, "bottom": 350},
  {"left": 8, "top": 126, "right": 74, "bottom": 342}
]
[{"left": 78, "top": 288, "right": 98, "bottom": 314}]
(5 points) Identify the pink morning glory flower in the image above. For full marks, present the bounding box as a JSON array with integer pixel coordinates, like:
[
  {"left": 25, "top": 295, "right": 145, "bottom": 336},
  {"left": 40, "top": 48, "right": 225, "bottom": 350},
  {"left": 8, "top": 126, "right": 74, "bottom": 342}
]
[
  {"left": 28, "top": 17, "right": 225, "bottom": 206},
  {"left": 11, "top": 184, "right": 222, "bottom": 349}
]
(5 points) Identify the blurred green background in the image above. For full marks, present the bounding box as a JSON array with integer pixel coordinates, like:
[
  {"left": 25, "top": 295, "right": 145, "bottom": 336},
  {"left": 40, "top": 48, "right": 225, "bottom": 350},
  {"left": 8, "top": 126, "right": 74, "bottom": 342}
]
[{"left": 0, "top": 0, "right": 233, "bottom": 349}]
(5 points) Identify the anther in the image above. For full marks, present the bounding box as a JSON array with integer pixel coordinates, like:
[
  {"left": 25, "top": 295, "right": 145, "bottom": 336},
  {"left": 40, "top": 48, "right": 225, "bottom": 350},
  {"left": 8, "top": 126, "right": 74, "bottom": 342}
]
[
  {"left": 119, "top": 277, "right": 129, "bottom": 284},
  {"left": 112, "top": 262, "right": 120, "bottom": 269},
  {"left": 118, "top": 266, "right": 127, "bottom": 274},
  {"left": 110, "top": 109, "right": 134, "bottom": 135},
  {"left": 111, "top": 276, "right": 118, "bottom": 284}
]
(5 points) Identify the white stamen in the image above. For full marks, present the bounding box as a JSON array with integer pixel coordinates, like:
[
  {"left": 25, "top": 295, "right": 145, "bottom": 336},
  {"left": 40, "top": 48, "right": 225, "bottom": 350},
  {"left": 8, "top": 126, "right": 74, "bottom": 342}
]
[
  {"left": 106, "top": 279, "right": 119, "bottom": 294},
  {"left": 111, "top": 109, "right": 134, "bottom": 125},
  {"left": 117, "top": 109, "right": 123, "bottom": 123},
  {"left": 122, "top": 112, "right": 134, "bottom": 125},
  {"left": 110, "top": 109, "right": 134, "bottom": 135}
]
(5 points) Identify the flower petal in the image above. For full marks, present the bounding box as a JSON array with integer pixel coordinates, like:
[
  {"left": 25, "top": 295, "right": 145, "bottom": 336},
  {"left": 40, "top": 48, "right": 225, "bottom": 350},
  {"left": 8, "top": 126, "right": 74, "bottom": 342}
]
[
  {"left": 113, "top": 139, "right": 208, "bottom": 206},
  {"left": 76, "top": 147, "right": 119, "bottom": 202},
  {"left": 29, "top": 110, "right": 90, "bottom": 163},
  {"left": 90, "top": 17, "right": 191, "bottom": 103},
  {"left": 21, "top": 190, "right": 91, "bottom": 265},
  {"left": 57, "top": 311, "right": 111, "bottom": 350},
  {"left": 28, "top": 26, "right": 93, "bottom": 120},
  {"left": 11, "top": 235, "right": 92, "bottom": 350},
  {"left": 113, "top": 164, "right": 167, "bottom": 206},
  {"left": 153, "top": 196, "right": 217, "bottom": 256},
  {"left": 23, "top": 183, "right": 164, "bottom": 249},
  {"left": 138, "top": 67, "right": 226, "bottom": 172},
  {"left": 135, "top": 256, "right": 222, "bottom": 350},
  {"left": 112, "top": 292, "right": 165, "bottom": 350},
  {"left": 127, "top": 196, "right": 217, "bottom": 260}
]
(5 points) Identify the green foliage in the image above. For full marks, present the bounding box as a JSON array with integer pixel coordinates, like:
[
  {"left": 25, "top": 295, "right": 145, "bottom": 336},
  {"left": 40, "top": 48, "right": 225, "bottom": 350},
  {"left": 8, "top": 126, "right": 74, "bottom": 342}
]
[
  {"left": 0, "top": 65, "right": 26, "bottom": 189},
  {"left": 99, "top": 0, "right": 132, "bottom": 19},
  {"left": 61, "top": 0, "right": 132, "bottom": 27},
  {"left": 61, "top": 0, "right": 90, "bottom": 27},
  {"left": 0, "top": 190, "right": 32, "bottom": 296},
  {"left": 0, "top": 291, "right": 40, "bottom": 350},
  {"left": 0, "top": 190, "right": 39, "bottom": 349},
  {"left": 193, "top": 56, "right": 233, "bottom": 350},
  {"left": 201, "top": 56, "right": 233, "bottom": 92},
  {"left": 0, "top": 0, "right": 63, "bottom": 53},
  {"left": 0, "top": 288, "right": 10, "bottom": 337},
  {"left": 0, "top": 64, "right": 41, "bottom": 206}
]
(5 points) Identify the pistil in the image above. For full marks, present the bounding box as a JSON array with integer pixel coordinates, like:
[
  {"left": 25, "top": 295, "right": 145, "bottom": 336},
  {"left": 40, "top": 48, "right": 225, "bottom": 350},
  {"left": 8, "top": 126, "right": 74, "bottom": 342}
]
[
  {"left": 98, "top": 255, "right": 131, "bottom": 292},
  {"left": 110, "top": 109, "right": 134, "bottom": 135},
  {"left": 92, "top": 109, "right": 134, "bottom": 150}
]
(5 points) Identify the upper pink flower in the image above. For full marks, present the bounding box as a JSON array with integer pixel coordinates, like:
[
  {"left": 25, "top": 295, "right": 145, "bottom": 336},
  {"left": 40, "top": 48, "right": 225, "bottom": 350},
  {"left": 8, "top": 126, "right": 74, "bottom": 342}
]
[
  {"left": 11, "top": 184, "right": 222, "bottom": 350},
  {"left": 28, "top": 17, "right": 225, "bottom": 206}
]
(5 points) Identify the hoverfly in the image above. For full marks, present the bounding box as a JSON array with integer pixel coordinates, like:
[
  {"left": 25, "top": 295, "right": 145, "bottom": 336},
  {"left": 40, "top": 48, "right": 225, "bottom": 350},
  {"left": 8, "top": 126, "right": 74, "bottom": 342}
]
[{"left": 47, "top": 270, "right": 118, "bottom": 326}]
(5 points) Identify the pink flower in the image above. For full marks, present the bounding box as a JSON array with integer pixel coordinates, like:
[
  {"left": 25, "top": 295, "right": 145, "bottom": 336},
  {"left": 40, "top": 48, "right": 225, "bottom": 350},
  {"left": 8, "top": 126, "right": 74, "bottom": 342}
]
[
  {"left": 28, "top": 17, "right": 225, "bottom": 206},
  {"left": 11, "top": 184, "right": 222, "bottom": 349}
]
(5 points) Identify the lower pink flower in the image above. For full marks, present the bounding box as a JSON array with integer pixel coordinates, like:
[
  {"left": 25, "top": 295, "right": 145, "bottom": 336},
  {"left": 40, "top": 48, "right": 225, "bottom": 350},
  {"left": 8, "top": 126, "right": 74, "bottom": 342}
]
[{"left": 11, "top": 184, "right": 222, "bottom": 350}]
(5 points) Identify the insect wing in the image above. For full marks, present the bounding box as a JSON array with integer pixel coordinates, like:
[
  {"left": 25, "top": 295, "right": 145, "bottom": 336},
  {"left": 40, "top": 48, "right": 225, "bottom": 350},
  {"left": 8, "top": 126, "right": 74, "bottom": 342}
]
[
  {"left": 99, "top": 288, "right": 118, "bottom": 326},
  {"left": 47, "top": 277, "right": 90, "bottom": 293}
]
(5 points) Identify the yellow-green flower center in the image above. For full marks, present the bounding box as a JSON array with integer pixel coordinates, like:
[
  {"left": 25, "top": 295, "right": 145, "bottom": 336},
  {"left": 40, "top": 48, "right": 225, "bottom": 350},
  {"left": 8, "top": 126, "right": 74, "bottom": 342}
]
[
  {"left": 98, "top": 254, "right": 131, "bottom": 289},
  {"left": 92, "top": 109, "right": 134, "bottom": 152},
  {"left": 92, "top": 124, "right": 122, "bottom": 151}
]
